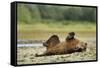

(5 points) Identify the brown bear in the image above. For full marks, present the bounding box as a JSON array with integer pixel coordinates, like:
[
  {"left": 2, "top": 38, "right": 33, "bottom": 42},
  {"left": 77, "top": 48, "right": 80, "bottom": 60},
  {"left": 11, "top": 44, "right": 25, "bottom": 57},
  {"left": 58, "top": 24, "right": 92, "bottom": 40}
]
[{"left": 36, "top": 32, "right": 87, "bottom": 57}]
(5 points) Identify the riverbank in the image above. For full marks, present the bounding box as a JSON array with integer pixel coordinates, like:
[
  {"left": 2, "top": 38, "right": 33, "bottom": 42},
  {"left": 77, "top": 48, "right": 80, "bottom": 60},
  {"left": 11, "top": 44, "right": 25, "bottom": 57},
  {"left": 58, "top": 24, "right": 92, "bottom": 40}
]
[{"left": 17, "top": 38, "right": 97, "bottom": 65}]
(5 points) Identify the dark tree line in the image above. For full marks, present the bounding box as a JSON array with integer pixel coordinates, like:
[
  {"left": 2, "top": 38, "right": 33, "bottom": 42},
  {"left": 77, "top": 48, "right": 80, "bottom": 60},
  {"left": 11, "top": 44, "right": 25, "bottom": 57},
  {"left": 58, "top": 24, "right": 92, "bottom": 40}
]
[{"left": 17, "top": 4, "right": 96, "bottom": 24}]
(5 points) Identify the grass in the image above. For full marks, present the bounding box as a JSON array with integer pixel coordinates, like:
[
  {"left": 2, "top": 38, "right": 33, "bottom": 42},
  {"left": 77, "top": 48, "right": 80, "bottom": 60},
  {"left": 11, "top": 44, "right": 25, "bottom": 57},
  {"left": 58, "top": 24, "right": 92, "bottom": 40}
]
[{"left": 17, "top": 21, "right": 96, "bottom": 40}]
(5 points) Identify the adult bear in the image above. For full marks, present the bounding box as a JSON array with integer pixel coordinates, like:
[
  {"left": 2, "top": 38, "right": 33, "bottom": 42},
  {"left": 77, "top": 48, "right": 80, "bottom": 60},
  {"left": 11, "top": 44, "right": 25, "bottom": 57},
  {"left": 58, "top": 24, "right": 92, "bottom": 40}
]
[{"left": 36, "top": 32, "right": 87, "bottom": 57}]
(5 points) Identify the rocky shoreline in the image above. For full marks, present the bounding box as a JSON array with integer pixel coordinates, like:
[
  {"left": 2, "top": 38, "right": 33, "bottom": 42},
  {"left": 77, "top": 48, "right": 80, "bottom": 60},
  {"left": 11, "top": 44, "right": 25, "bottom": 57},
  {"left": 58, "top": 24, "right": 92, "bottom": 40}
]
[
  {"left": 17, "top": 38, "right": 96, "bottom": 65},
  {"left": 17, "top": 44, "right": 96, "bottom": 65}
]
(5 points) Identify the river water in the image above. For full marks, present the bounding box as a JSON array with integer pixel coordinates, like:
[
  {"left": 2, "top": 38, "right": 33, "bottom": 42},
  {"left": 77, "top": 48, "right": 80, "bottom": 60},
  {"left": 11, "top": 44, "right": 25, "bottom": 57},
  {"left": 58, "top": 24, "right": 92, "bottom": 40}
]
[
  {"left": 17, "top": 37, "right": 96, "bottom": 47},
  {"left": 17, "top": 43, "right": 42, "bottom": 47}
]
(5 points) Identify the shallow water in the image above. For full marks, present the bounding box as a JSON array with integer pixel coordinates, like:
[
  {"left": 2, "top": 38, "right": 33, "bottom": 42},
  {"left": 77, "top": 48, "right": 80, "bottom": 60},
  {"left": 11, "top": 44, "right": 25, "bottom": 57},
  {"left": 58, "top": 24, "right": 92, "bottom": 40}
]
[
  {"left": 17, "top": 43, "right": 42, "bottom": 47},
  {"left": 17, "top": 37, "right": 96, "bottom": 47}
]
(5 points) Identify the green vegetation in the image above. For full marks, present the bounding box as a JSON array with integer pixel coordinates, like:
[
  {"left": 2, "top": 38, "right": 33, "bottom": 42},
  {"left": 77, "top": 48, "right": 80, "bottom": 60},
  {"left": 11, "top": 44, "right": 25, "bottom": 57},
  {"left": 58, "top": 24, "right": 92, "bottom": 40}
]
[
  {"left": 18, "top": 21, "right": 96, "bottom": 32},
  {"left": 17, "top": 3, "right": 96, "bottom": 24},
  {"left": 17, "top": 3, "right": 96, "bottom": 40},
  {"left": 17, "top": 21, "right": 96, "bottom": 40}
]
